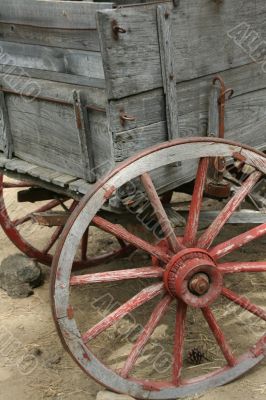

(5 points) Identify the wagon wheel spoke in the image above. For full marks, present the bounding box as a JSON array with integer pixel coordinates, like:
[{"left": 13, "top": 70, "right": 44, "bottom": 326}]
[
  {"left": 117, "top": 238, "right": 127, "bottom": 248},
  {"left": 82, "top": 283, "right": 165, "bottom": 343},
  {"left": 197, "top": 171, "right": 262, "bottom": 249},
  {"left": 70, "top": 267, "right": 164, "bottom": 286},
  {"left": 221, "top": 287, "right": 266, "bottom": 321},
  {"left": 92, "top": 215, "right": 170, "bottom": 263},
  {"left": 173, "top": 300, "right": 187, "bottom": 385},
  {"left": 42, "top": 225, "right": 64, "bottom": 254},
  {"left": 183, "top": 158, "right": 209, "bottom": 247},
  {"left": 202, "top": 307, "right": 236, "bottom": 367},
  {"left": 210, "top": 223, "right": 266, "bottom": 259},
  {"left": 42, "top": 200, "right": 77, "bottom": 255},
  {"left": 120, "top": 294, "right": 172, "bottom": 378},
  {"left": 12, "top": 199, "right": 62, "bottom": 227},
  {"left": 218, "top": 262, "right": 266, "bottom": 274},
  {"left": 140, "top": 173, "right": 184, "bottom": 253}
]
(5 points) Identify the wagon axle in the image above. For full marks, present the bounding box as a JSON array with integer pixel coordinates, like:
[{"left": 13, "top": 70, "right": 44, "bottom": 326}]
[{"left": 163, "top": 248, "right": 222, "bottom": 307}]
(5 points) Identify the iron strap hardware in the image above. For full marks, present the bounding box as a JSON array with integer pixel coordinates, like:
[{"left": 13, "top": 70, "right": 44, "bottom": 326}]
[{"left": 0, "top": 87, "right": 106, "bottom": 113}]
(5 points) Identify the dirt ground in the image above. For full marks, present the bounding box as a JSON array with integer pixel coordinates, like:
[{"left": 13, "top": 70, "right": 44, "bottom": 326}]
[{"left": 0, "top": 184, "right": 265, "bottom": 400}]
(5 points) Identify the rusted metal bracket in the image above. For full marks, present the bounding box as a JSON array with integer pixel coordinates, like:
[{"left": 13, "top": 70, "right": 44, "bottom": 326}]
[
  {"left": 0, "top": 87, "right": 106, "bottom": 113},
  {"left": 119, "top": 110, "right": 136, "bottom": 127},
  {"left": 111, "top": 19, "right": 126, "bottom": 40},
  {"left": 205, "top": 76, "right": 234, "bottom": 199}
]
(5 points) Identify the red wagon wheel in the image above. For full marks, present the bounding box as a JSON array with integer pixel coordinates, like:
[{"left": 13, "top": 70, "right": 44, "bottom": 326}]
[
  {"left": 0, "top": 174, "right": 134, "bottom": 269},
  {"left": 51, "top": 138, "right": 266, "bottom": 399}
]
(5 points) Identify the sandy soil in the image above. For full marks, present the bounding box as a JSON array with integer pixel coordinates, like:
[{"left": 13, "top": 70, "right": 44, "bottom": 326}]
[{"left": 0, "top": 184, "right": 265, "bottom": 400}]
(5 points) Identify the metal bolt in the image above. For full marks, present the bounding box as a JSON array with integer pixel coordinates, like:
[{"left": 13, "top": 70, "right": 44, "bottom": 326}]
[{"left": 189, "top": 273, "right": 210, "bottom": 296}]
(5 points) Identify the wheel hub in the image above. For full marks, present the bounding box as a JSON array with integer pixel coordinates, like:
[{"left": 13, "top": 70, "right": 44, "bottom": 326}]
[{"left": 164, "top": 248, "right": 223, "bottom": 307}]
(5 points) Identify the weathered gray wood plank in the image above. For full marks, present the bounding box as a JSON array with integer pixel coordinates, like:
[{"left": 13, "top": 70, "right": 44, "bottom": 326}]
[
  {"left": 0, "top": 72, "right": 107, "bottom": 107},
  {"left": 171, "top": 0, "right": 266, "bottom": 83},
  {"left": 208, "top": 84, "right": 220, "bottom": 137},
  {"left": 108, "top": 60, "right": 266, "bottom": 155},
  {"left": 98, "top": 1, "right": 266, "bottom": 99},
  {"left": 0, "top": 41, "right": 104, "bottom": 80},
  {"left": 97, "top": 5, "right": 162, "bottom": 99},
  {"left": 68, "top": 179, "right": 93, "bottom": 195},
  {"left": 6, "top": 95, "right": 87, "bottom": 179},
  {"left": 0, "top": 65, "right": 106, "bottom": 89},
  {"left": 107, "top": 88, "right": 165, "bottom": 134},
  {"left": 73, "top": 90, "right": 95, "bottom": 183},
  {"left": 199, "top": 211, "right": 266, "bottom": 225},
  {"left": 0, "top": 90, "right": 13, "bottom": 157},
  {"left": 0, "top": 1, "right": 113, "bottom": 29},
  {"left": 0, "top": 23, "right": 101, "bottom": 52},
  {"left": 88, "top": 110, "right": 115, "bottom": 178},
  {"left": 113, "top": 121, "right": 167, "bottom": 162},
  {"left": 157, "top": 5, "right": 179, "bottom": 139}
]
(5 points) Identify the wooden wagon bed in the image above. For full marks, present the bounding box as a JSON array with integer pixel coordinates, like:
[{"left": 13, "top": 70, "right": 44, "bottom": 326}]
[{"left": 0, "top": 0, "right": 265, "bottom": 199}]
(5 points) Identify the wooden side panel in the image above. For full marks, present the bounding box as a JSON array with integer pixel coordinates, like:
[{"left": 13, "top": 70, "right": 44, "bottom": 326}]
[
  {"left": 171, "top": 0, "right": 266, "bottom": 83},
  {"left": 0, "top": 41, "right": 104, "bottom": 80},
  {"left": 0, "top": 74, "right": 112, "bottom": 180},
  {"left": 97, "top": 5, "right": 161, "bottom": 99},
  {"left": 0, "top": 1, "right": 113, "bottom": 29},
  {"left": 0, "top": 23, "right": 101, "bottom": 52},
  {"left": 98, "top": 1, "right": 266, "bottom": 99},
  {"left": 6, "top": 95, "right": 87, "bottom": 178}
]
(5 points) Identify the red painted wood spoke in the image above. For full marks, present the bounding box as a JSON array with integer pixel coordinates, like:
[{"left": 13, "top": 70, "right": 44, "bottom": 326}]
[
  {"left": 140, "top": 173, "right": 184, "bottom": 253},
  {"left": 210, "top": 223, "right": 266, "bottom": 259},
  {"left": 42, "top": 200, "right": 77, "bottom": 255},
  {"left": 173, "top": 300, "right": 187, "bottom": 385},
  {"left": 197, "top": 171, "right": 262, "bottom": 249},
  {"left": 12, "top": 199, "right": 62, "bottom": 227},
  {"left": 202, "top": 307, "right": 236, "bottom": 367},
  {"left": 82, "top": 283, "right": 165, "bottom": 343},
  {"left": 183, "top": 158, "right": 209, "bottom": 247},
  {"left": 222, "top": 288, "right": 266, "bottom": 321},
  {"left": 218, "top": 262, "right": 266, "bottom": 274},
  {"left": 93, "top": 216, "right": 170, "bottom": 263},
  {"left": 42, "top": 225, "right": 64, "bottom": 254},
  {"left": 120, "top": 294, "right": 172, "bottom": 378},
  {"left": 70, "top": 267, "right": 164, "bottom": 286}
]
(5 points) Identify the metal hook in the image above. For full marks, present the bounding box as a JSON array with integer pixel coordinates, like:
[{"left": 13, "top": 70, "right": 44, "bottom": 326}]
[{"left": 120, "top": 111, "right": 136, "bottom": 127}]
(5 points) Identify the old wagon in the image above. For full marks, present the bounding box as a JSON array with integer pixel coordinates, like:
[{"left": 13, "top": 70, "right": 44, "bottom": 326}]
[{"left": 0, "top": 0, "right": 265, "bottom": 399}]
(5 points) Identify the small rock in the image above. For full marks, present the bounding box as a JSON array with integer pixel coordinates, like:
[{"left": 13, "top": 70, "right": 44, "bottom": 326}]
[
  {"left": 0, "top": 254, "right": 43, "bottom": 298},
  {"left": 96, "top": 391, "right": 136, "bottom": 400},
  {"left": 46, "top": 355, "right": 62, "bottom": 368}
]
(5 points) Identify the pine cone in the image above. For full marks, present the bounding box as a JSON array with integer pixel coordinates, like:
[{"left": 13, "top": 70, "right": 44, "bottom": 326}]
[{"left": 187, "top": 348, "right": 205, "bottom": 365}]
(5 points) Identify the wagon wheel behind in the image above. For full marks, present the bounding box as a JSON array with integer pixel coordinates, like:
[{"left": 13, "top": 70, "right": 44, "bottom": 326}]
[
  {"left": 0, "top": 174, "right": 135, "bottom": 270},
  {"left": 51, "top": 138, "right": 266, "bottom": 399}
]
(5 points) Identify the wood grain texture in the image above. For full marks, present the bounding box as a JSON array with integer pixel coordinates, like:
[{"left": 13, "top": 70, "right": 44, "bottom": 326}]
[
  {"left": 0, "top": 1, "right": 113, "bottom": 29},
  {"left": 6, "top": 95, "right": 87, "bottom": 179},
  {"left": 0, "top": 23, "right": 101, "bottom": 52},
  {"left": 73, "top": 90, "right": 95, "bottom": 182},
  {"left": 0, "top": 72, "right": 107, "bottom": 107},
  {"left": 0, "top": 41, "right": 104, "bottom": 79},
  {"left": 97, "top": 5, "right": 162, "bottom": 99},
  {"left": 171, "top": 0, "right": 266, "bottom": 83},
  {"left": 0, "top": 64, "right": 105, "bottom": 89},
  {"left": 113, "top": 121, "right": 167, "bottom": 162},
  {"left": 0, "top": 91, "right": 13, "bottom": 157},
  {"left": 208, "top": 85, "right": 220, "bottom": 137},
  {"left": 98, "top": 1, "right": 266, "bottom": 100},
  {"left": 157, "top": 5, "right": 179, "bottom": 139}
]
